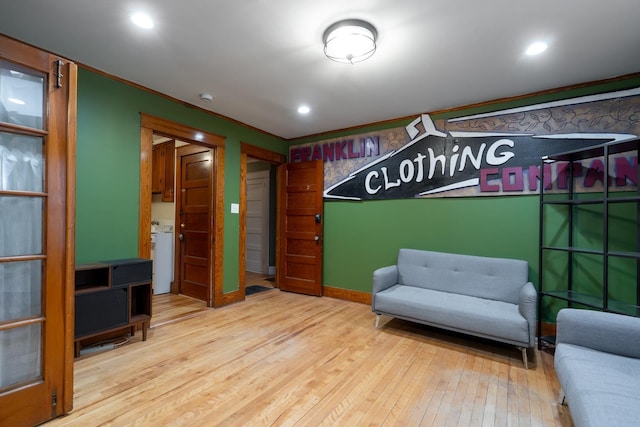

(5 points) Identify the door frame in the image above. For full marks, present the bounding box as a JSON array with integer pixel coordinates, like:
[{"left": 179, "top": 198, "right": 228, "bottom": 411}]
[
  {"left": 239, "top": 143, "right": 285, "bottom": 299},
  {"left": 138, "top": 113, "right": 225, "bottom": 307}
]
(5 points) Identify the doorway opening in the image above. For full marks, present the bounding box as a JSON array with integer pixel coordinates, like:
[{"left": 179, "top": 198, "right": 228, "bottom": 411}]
[
  {"left": 239, "top": 143, "right": 286, "bottom": 299},
  {"left": 151, "top": 137, "right": 215, "bottom": 309},
  {"left": 138, "top": 113, "right": 225, "bottom": 308},
  {"left": 245, "top": 158, "right": 277, "bottom": 294}
]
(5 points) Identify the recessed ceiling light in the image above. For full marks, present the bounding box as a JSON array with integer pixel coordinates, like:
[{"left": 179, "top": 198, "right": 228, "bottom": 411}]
[
  {"left": 298, "top": 105, "right": 311, "bottom": 115},
  {"left": 131, "top": 12, "right": 154, "bottom": 29},
  {"left": 525, "top": 41, "right": 548, "bottom": 56}
]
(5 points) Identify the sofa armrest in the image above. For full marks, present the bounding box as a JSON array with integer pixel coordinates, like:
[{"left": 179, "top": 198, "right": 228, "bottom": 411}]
[
  {"left": 556, "top": 308, "right": 640, "bottom": 359},
  {"left": 372, "top": 265, "right": 398, "bottom": 309},
  {"left": 372, "top": 265, "right": 398, "bottom": 294},
  {"left": 517, "top": 282, "right": 537, "bottom": 347}
]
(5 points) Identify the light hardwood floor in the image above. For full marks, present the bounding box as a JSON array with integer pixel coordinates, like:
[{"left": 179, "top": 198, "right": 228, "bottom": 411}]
[
  {"left": 245, "top": 271, "right": 276, "bottom": 288},
  {"left": 47, "top": 290, "right": 572, "bottom": 426}
]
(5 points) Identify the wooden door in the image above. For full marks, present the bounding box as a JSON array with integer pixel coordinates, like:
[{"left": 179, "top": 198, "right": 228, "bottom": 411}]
[
  {"left": 0, "top": 36, "right": 76, "bottom": 425},
  {"left": 176, "top": 145, "right": 214, "bottom": 304},
  {"left": 279, "top": 160, "right": 323, "bottom": 296}
]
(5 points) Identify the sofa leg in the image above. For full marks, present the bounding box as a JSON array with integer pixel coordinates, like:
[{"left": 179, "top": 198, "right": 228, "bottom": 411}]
[
  {"left": 375, "top": 314, "right": 382, "bottom": 329},
  {"left": 559, "top": 390, "right": 566, "bottom": 405},
  {"left": 518, "top": 346, "right": 528, "bottom": 369}
]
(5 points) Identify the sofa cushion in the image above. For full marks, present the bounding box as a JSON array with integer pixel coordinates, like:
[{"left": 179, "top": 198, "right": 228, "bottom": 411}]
[
  {"left": 396, "top": 249, "right": 527, "bottom": 304},
  {"left": 555, "top": 343, "right": 640, "bottom": 427},
  {"left": 375, "top": 285, "right": 530, "bottom": 345}
]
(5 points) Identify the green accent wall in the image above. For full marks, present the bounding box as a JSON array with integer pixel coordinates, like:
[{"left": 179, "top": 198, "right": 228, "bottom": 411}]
[
  {"left": 76, "top": 66, "right": 640, "bottom": 320},
  {"left": 76, "top": 68, "right": 286, "bottom": 294},
  {"left": 323, "top": 196, "right": 539, "bottom": 292}
]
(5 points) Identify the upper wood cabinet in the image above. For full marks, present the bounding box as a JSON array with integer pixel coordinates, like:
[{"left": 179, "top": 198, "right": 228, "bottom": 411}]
[{"left": 152, "top": 141, "right": 175, "bottom": 202}]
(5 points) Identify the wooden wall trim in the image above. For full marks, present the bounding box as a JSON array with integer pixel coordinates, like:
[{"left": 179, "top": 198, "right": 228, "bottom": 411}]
[
  {"left": 221, "top": 290, "right": 243, "bottom": 306},
  {"left": 212, "top": 147, "right": 226, "bottom": 308},
  {"left": 138, "top": 127, "right": 153, "bottom": 260},
  {"left": 323, "top": 286, "right": 372, "bottom": 305},
  {"left": 140, "top": 113, "right": 226, "bottom": 148},
  {"left": 238, "top": 152, "right": 247, "bottom": 302},
  {"left": 240, "top": 142, "right": 286, "bottom": 163},
  {"left": 63, "top": 60, "right": 78, "bottom": 413},
  {"left": 539, "top": 321, "right": 557, "bottom": 339}
]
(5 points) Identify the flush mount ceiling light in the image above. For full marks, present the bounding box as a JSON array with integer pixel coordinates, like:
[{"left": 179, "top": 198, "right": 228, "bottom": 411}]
[{"left": 323, "top": 19, "right": 377, "bottom": 64}]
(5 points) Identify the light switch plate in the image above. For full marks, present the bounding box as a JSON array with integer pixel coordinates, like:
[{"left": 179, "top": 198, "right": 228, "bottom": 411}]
[{"left": 230, "top": 203, "right": 239, "bottom": 214}]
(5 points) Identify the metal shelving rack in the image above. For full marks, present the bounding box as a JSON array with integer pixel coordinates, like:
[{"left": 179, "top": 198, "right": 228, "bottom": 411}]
[{"left": 537, "top": 138, "right": 640, "bottom": 349}]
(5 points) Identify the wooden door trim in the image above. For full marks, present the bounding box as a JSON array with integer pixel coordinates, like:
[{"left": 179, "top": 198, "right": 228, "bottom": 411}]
[
  {"left": 62, "top": 60, "right": 78, "bottom": 414},
  {"left": 138, "top": 114, "right": 225, "bottom": 307},
  {"left": 140, "top": 114, "right": 226, "bottom": 148},
  {"left": 238, "top": 143, "right": 285, "bottom": 301}
]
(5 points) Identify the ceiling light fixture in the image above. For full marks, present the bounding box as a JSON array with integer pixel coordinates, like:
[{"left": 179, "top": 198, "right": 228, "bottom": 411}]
[
  {"left": 131, "top": 12, "right": 154, "bottom": 29},
  {"left": 525, "top": 41, "right": 548, "bottom": 56},
  {"left": 323, "top": 19, "right": 377, "bottom": 64},
  {"left": 297, "top": 105, "right": 311, "bottom": 115}
]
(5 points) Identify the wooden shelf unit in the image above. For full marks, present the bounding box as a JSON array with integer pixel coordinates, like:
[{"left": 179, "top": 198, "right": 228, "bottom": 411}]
[{"left": 74, "top": 258, "right": 153, "bottom": 356}]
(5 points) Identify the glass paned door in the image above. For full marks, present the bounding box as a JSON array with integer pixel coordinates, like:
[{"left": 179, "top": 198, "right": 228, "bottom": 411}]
[
  {"left": 0, "top": 63, "right": 46, "bottom": 392},
  {"left": 0, "top": 34, "right": 75, "bottom": 426}
]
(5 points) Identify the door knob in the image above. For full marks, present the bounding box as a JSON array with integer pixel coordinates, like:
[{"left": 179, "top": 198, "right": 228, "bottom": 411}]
[{"left": 178, "top": 233, "right": 184, "bottom": 241}]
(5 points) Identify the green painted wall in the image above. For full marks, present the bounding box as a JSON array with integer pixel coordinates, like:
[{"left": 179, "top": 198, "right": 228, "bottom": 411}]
[
  {"left": 76, "top": 65, "right": 640, "bottom": 320},
  {"left": 290, "top": 75, "right": 640, "bottom": 323},
  {"left": 323, "top": 196, "right": 539, "bottom": 292},
  {"left": 76, "top": 68, "right": 286, "bottom": 294}
]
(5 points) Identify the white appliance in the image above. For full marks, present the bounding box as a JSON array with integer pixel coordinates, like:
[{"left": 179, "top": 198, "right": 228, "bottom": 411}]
[{"left": 151, "top": 231, "right": 173, "bottom": 294}]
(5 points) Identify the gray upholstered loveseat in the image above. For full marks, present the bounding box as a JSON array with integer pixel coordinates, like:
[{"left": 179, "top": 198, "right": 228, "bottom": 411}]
[
  {"left": 371, "top": 248, "right": 537, "bottom": 368},
  {"left": 554, "top": 308, "right": 640, "bottom": 427}
]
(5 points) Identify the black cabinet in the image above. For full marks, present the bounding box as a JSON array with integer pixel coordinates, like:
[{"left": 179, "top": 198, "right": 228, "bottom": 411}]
[
  {"left": 75, "top": 288, "right": 128, "bottom": 337},
  {"left": 537, "top": 138, "right": 640, "bottom": 348},
  {"left": 74, "top": 258, "right": 152, "bottom": 356}
]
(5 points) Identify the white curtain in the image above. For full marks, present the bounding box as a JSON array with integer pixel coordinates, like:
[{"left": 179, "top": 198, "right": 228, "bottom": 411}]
[{"left": 0, "top": 132, "right": 43, "bottom": 388}]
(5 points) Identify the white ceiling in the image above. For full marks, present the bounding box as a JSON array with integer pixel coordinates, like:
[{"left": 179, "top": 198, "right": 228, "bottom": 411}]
[{"left": 1, "top": 1, "right": 639, "bottom": 139}]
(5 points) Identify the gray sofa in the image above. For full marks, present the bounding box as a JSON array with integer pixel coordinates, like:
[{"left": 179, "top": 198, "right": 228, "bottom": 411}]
[
  {"left": 371, "top": 248, "right": 537, "bottom": 368},
  {"left": 554, "top": 308, "right": 640, "bottom": 427}
]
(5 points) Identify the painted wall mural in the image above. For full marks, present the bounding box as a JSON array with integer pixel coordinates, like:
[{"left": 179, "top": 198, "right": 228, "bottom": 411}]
[{"left": 289, "top": 88, "right": 640, "bottom": 200}]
